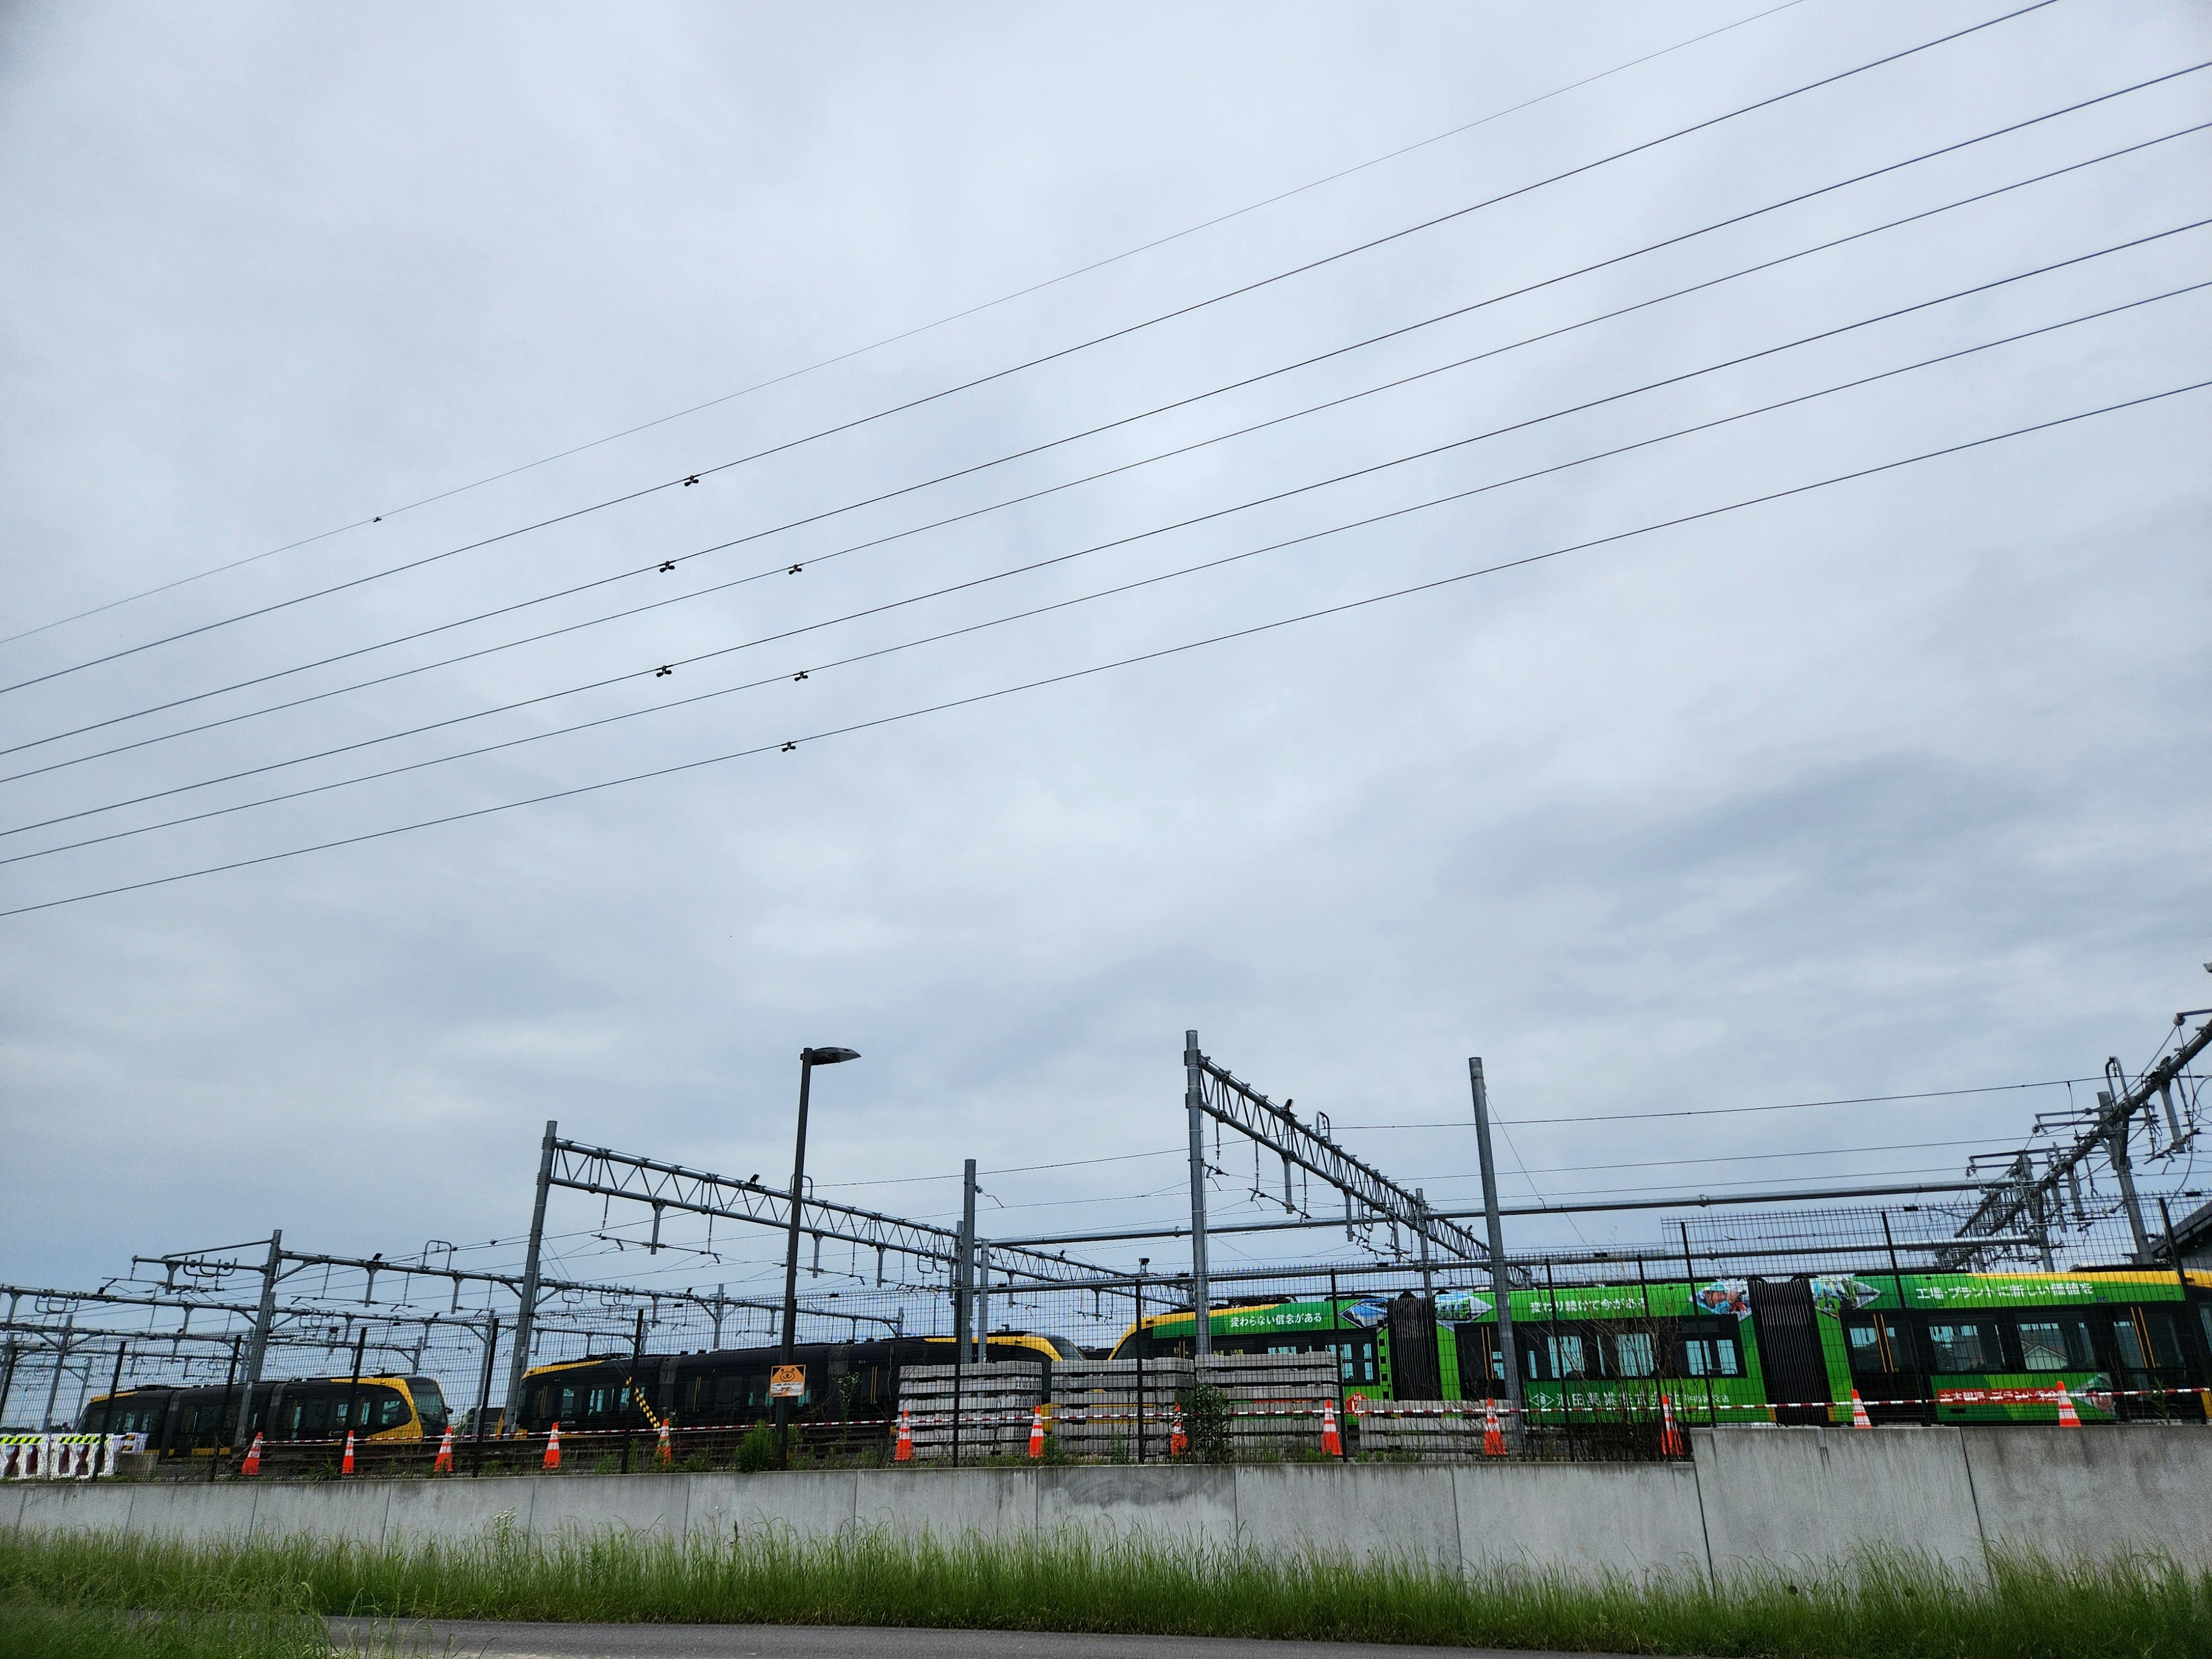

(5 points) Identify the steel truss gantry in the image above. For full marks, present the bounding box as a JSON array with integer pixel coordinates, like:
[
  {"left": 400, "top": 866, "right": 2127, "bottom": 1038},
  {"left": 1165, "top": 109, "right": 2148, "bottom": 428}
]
[
  {"left": 1187, "top": 1042, "right": 1490, "bottom": 1263},
  {"left": 1942, "top": 1010, "right": 2210, "bottom": 1268},
  {"left": 544, "top": 1135, "right": 1110, "bottom": 1287}
]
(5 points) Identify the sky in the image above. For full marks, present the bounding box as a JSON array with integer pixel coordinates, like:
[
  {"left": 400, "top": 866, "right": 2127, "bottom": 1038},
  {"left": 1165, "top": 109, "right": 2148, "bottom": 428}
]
[{"left": 1, "top": 0, "right": 2208, "bottom": 1374}]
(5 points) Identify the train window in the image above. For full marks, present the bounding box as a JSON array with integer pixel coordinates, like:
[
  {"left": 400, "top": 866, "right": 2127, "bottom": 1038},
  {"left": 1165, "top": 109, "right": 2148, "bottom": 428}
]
[
  {"left": 410, "top": 1381, "right": 447, "bottom": 1434},
  {"left": 1925, "top": 1321, "right": 2002, "bottom": 1373},
  {"left": 1611, "top": 1332, "right": 1657, "bottom": 1378},
  {"left": 1546, "top": 1335, "right": 1593, "bottom": 1380},
  {"left": 2016, "top": 1318, "right": 2094, "bottom": 1372},
  {"left": 332, "top": 1386, "right": 406, "bottom": 1431},
  {"left": 1327, "top": 1339, "right": 1375, "bottom": 1384},
  {"left": 1681, "top": 1337, "right": 1741, "bottom": 1377}
]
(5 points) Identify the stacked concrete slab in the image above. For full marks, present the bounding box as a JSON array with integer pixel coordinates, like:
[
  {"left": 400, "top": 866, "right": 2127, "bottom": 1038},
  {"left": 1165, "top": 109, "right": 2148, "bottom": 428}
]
[{"left": 894, "top": 1363, "right": 1043, "bottom": 1461}]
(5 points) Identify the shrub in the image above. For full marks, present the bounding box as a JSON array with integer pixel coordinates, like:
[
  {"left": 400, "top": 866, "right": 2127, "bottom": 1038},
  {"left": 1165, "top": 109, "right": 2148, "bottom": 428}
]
[{"left": 735, "top": 1421, "right": 778, "bottom": 1474}]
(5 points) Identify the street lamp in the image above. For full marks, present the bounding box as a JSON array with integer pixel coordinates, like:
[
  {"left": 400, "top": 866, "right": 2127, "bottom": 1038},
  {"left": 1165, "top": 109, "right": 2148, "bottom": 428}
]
[{"left": 777, "top": 1046, "right": 861, "bottom": 1465}]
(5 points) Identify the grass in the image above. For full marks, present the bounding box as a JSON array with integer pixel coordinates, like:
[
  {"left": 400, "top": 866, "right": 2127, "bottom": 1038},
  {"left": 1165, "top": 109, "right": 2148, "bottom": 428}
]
[
  {"left": 1, "top": 1525, "right": 2207, "bottom": 1657},
  {"left": 0, "top": 1606, "right": 332, "bottom": 1659}
]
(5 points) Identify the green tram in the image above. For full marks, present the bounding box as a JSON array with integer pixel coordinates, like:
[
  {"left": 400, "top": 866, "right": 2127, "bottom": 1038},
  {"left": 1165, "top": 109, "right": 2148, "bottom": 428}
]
[{"left": 1112, "top": 1268, "right": 2212, "bottom": 1427}]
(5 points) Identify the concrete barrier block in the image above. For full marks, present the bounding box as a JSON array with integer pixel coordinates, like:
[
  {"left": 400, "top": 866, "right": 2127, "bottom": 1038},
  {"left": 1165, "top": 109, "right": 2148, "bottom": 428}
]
[
  {"left": 248, "top": 1480, "right": 389, "bottom": 1545},
  {"left": 1692, "top": 1426, "right": 1985, "bottom": 1580},
  {"left": 122, "top": 1482, "right": 260, "bottom": 1541},
  {"left": 382, "top": 1477, "right": 539, "bottom": 1544},
  {"left": 0, "top": 1483, "right": 24, "bottom": 1530},
  {"left": 15, "top": 1482, "right": 139, "bottom": 1536},
  {"left": 1454, "top": 1459, "right": 1707, "bottom": 1582},
  {"left": 854, "top": 1467, "right": 1036, "bottom": 1543},
  {"left": 1236, "top": 1464, "right": 1459, "bottom": 1565},
  {"left": 686, "top": 1471, "right": 857, "bottom": 1543},
  {"left": 1963, "top": 1425, "right": 2212, "bottom": 1568},
  {"left": 1038, "top": 1464, "right": 1235, "bottom": 1547},
  {"left": 526, "top": 1474, "right": 687, "bottom": 1540}
]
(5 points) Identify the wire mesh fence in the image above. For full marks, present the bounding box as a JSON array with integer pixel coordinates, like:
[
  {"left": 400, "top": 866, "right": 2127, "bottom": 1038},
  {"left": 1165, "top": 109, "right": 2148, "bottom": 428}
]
[{"left": 7, "top": 1196, "right": 2209, "bottom": 1475}]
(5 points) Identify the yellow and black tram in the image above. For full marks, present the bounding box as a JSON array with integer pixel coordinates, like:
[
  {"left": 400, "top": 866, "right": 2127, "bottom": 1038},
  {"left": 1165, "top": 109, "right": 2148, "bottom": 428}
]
[
  {"left": 514, "top": 1332, "right": 1075, "bottom": 1433},
  {"left": 80, "top": 1373, "right": 449, "bottom": 1457}
]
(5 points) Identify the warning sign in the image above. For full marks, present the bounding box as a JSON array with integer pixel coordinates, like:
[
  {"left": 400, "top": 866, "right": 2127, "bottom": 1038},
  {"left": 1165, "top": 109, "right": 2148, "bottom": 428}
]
[{"left": 769, "top": 1365, "right": 806, "bottom": 1399}]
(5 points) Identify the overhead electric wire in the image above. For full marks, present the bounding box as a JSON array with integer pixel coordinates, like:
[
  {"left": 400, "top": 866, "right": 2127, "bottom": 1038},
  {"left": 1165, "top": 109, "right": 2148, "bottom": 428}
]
[
  {"left": 0, "top": 2, "right": 2061, "bottom": 699},
  {"left": 0, "top": 1, "right": 1810, "bottom": 651},
  {"left": 11, "top": 259, "right": 2202, "bottom": 866},
  {"left": 13, "top": 86, "right": 2198, "bottom": 777},
  {"left": 1415, "top": 1135, "right": 2047, "bottom": 1181},
  {"left": 5, "top": 373, "right": 2202, "bottom": 921},
  {"left": 1340, "top": 1076, "right": 2098, "bottom": 1129}
]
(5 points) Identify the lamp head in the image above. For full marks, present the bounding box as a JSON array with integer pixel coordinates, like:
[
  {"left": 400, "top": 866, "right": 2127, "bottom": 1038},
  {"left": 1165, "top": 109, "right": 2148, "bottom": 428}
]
[{"left": 802, "top": 1047, "right": 861, "bottom": 1066}]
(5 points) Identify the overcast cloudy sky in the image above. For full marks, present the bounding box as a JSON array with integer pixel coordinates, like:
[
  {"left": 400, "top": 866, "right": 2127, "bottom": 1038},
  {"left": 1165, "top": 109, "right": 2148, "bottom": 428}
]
[{"left": 2, "top": 0, "right": 2207, "bottom": 1339}]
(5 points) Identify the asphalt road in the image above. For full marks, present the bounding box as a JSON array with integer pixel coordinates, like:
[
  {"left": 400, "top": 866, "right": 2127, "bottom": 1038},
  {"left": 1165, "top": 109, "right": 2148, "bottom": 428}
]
[{"left": 329, "top": 1618, "right": 1628, "bottom": 1658}]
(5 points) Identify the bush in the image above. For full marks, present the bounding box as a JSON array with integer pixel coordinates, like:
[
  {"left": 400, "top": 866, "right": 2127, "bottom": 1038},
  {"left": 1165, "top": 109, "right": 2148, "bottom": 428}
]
[
  {"left": 735, "top": 1421, "right": 778, "bottom": 1474},
  {"left": 1176, "top": 1380, "right": 1233, "bottom": 1464}
]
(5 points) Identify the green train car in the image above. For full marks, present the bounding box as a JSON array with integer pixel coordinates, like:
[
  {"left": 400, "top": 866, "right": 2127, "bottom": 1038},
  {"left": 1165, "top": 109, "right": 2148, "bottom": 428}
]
[{"left": 1114, "top": 1268, "right": 2212, "bottom": 1427}]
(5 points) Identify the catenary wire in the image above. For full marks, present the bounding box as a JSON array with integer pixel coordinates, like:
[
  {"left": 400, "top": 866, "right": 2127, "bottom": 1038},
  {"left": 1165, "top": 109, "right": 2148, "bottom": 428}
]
[
  {"left": 1340, "top": 1077, "right": 2100, "bottom": 1129},
  {"left": 11, "top": 266, "right": 2200, "bottom": 864},
  {"left": 0, "top": 2, "right": 1810, "bottom": 650},
  {"left": 15, "top": 89, "right": 2197, "bottom": 774},
  {"left": 3, "top": 374, "right": 2200, "bottom": 920},
  {"left": 0, "top": 2, "right": 2061, "bottom": 700}
]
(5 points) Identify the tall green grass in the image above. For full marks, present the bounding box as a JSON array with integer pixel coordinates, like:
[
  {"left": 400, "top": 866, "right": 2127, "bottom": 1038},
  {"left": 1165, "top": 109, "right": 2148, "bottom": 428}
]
[
  {"left": 0, "top": 1532, "right": 332, "bottom": 1659},
  {"left": 2, "top": 1525, "right": 2206, "bottom": 1657}
]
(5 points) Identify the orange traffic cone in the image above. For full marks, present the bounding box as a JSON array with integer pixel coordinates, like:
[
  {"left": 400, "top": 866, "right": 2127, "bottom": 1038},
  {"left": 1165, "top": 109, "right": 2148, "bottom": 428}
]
[
  {"left": 1028, "top": 1405, "right": 1047, "bottom": 1459},
  {"left": 2054, "top": 1381, "right": 2082, "bottom": 1427},
  {"left": 1482, "top": 1399, "right": 1505, "bottom": 1457},
  {"left": 1320, "top": 1399, "right": 1343, "bottom": 1457},
  {"left": 242, "top": 1434, "right": 264, "bottom": 1476},
  {"left": 433, "top": 1426, "right": 454, "bottom": 1473},
  {"left": 340, "top": 1431, "right": 356, "bottom": 1476},
  {"left": 657, "top": 1421, "right": 673, "bottom": 1465},
  {"left": 543, "top": 1422, "right": 562, "bottom": 1469},
  {"left": 1850, "top": 1389, "right": 1873, "bottom": 1430},
  {"left": 1658, "top": 1395, "right": 1683, "bottom": 1457},
  {"left": 893, "top": 1406, "right": 914, "bottom": 1463},
  {"left": 1169, "top": 1404, "right": 1188, "bottom": 1458}
]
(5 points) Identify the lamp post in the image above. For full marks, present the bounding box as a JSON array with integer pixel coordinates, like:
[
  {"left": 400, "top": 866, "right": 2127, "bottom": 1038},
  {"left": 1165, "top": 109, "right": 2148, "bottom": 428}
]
[{"left": 777, "top": 1046, "right": 861, "bottom": 1465}]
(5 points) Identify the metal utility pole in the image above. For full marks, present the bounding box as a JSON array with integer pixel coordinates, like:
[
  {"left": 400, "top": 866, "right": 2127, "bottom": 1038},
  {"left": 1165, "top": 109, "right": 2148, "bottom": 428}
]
[
  {"left": 39, "top": 1313, "right": 72, "bottom": 1433},
  {"left": 957, "top": 1159, "right": 978, "bottom": 1362},
  {"left": 1416, "top": 1190, "right": 1434, "bottom": 1297},
  {"left": 233, "top": 1230, "right": 282, "bottom": 1451},
  {"left": 471, "top": 1313, "right": 499, "bottom": 1472},
  {"left": 1184, "top": 1030, "right": 1213, "bottom": 1358},
  {"left": 504, "top": 1122, "right": 558, "bottom": 1429},
  {"left": 778, "top": 1047, "right": 859, "bottom": 1465},
  {"left": 2100, "top": 1086, "right": 2152, "bottom": 1260},
  {"left": 1468, "top": 1058, "right": 1521, "bottom": 1440}
]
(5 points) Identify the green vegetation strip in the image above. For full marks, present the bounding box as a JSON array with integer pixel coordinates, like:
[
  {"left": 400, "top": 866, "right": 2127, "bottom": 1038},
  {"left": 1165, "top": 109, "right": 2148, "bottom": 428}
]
[{"left": 2, "top": 1526, "right": 2209, "bottom": 1657}]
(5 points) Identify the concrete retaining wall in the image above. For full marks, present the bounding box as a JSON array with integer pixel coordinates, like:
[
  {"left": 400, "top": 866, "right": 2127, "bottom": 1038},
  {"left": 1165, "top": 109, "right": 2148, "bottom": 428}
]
[{"left": 10, "top": 1425, "right": 2211, "bottom": 1582}]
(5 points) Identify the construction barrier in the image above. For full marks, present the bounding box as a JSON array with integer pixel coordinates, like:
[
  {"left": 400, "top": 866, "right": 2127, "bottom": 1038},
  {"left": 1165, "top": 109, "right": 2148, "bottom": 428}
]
[{"left": 0, "top": 1434, "right": 122, "bottom": 1479}]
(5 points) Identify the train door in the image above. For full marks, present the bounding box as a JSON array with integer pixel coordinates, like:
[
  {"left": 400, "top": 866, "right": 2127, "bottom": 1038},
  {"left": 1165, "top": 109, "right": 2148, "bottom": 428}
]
[
  {"left": 1840, "top": 1311, "right": 1931, "bottom": 1423},
  {"left": 1748, "top": 1278, "right": 1829, "bottom": 1425},
  {"left": 2103, "top": 1304, "right": 2199, "bottom": 1421}
]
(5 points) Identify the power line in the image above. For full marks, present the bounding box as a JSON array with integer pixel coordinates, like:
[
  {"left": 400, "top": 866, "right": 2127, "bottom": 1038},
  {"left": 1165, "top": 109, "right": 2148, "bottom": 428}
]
[
  {"left": 4, "top": 374, "right": 2199, "bottom": 920},
  {"left": 12, "top": 267, "right": 2200, "bottom": 868},
  {"left": 0, "top": 2, "right": 2060, "bottom": 700},
  {"left": 0, "top": 2, "right": 1809, "bottom": 652},
  {"left": 1414, "top": 1135, "right": 2049, "bottom": 1181},
  {"left": 17, "top": 91, "right": 2199, "bottom": 777},
  {"left": 1342, "top": 1076, "right": 2101, "bottom": 1128}
]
